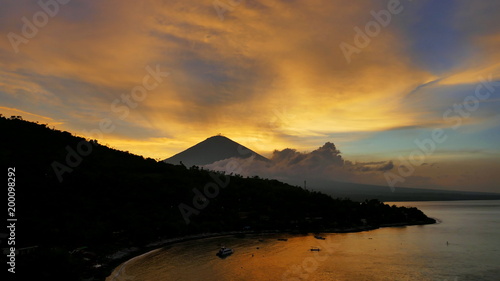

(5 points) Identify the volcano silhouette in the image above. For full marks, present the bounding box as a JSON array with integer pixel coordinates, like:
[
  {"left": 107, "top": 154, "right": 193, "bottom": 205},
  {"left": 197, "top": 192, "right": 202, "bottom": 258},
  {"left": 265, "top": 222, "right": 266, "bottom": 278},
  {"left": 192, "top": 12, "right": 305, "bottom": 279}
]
[{"left": 164, "top": 135, "right": 269, "bottom": 167}]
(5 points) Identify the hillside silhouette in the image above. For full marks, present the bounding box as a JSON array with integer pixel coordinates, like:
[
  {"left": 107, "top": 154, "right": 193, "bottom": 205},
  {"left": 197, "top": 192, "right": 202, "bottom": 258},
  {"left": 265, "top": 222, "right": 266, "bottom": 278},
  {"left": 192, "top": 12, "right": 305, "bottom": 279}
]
[{"left": 0, "top": 116, "right": 435, "bottom": 280}]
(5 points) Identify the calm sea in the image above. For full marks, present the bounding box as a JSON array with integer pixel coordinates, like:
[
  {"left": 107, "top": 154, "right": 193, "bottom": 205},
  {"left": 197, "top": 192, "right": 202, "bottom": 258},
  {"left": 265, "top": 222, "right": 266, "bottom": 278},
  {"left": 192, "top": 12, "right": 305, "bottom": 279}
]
[{"left": 107, "top": 200, "right": 500, "bottom": 281}]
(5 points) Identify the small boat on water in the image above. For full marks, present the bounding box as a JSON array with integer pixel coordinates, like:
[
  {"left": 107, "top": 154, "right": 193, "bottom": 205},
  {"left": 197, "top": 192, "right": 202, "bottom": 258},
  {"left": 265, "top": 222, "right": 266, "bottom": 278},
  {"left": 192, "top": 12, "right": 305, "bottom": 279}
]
[
  {"left": 314, "top": 235, "right": 326, "bottom": 240},
  {"left": 310, "top": 247, "right": 321, "bottom": 251},
  {"left": 277, "top": 238, "right": 288, "bottom": 241},
  {"left": 216, "top": 247, "right": 234, "bottom": 257}
]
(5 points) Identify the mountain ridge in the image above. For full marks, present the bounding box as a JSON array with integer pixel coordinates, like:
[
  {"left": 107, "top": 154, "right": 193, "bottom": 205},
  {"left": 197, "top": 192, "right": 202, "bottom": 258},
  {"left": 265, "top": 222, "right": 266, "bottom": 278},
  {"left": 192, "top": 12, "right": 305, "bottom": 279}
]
[{"left": 163, "top": 135, "right": 500, "bottom": 202}]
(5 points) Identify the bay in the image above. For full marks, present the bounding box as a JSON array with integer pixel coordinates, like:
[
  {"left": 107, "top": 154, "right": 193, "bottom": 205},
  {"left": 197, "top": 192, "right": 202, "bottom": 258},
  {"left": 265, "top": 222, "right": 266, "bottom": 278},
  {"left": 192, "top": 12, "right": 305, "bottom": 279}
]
[{"left": 107, "top": 200, "right": 500, "bottom": 281}]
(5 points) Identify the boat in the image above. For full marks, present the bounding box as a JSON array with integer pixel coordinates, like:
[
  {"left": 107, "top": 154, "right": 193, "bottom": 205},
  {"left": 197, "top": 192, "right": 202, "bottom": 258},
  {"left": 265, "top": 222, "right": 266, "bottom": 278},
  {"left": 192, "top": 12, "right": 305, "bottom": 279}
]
[
  {"left": 314, "top": 235, "right": 326, "bottom": 240},
  {"left": 216, "top": 247, "right": 234, "bottom": 257},
  {"left": 310, "top": 247, "right": 321, "bottom": 251},
  {"left": 277, "top": 238, "right": 288, "bottom": 241}
]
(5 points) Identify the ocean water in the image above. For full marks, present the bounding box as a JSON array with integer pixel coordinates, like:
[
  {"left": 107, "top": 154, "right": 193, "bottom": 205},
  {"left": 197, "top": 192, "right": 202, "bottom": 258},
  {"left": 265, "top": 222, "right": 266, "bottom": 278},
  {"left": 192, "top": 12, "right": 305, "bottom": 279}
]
[{"left": 107, "top": 200, "right": 500, "bottom": 281}]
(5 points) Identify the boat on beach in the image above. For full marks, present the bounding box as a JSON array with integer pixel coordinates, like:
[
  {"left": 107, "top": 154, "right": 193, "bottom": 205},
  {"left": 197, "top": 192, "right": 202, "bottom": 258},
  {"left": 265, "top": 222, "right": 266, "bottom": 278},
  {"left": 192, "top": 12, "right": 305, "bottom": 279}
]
[{"left": 314, "top": 235, "right": 326, "bottom": 240}]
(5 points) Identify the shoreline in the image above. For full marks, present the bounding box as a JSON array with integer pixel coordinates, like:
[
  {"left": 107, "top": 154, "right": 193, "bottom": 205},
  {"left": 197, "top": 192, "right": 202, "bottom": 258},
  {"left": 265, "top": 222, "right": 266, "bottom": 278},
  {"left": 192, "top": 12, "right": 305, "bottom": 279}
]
[{"left": 101, "top": 219, "right": 435, "bottom": 281}]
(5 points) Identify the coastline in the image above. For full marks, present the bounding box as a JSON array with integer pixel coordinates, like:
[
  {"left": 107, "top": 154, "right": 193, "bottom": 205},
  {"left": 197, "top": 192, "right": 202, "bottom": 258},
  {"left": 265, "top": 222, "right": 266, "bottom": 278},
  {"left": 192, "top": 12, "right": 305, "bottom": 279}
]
[{"left": 101, "top": 219, "right": 435, "bottom": 281}]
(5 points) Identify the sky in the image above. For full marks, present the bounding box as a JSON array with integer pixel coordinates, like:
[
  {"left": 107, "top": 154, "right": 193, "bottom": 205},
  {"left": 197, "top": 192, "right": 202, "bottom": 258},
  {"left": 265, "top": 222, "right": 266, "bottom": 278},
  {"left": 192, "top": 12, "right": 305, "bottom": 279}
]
[{"left": 1, "top": 0, "right": 499, "bottom": 192}]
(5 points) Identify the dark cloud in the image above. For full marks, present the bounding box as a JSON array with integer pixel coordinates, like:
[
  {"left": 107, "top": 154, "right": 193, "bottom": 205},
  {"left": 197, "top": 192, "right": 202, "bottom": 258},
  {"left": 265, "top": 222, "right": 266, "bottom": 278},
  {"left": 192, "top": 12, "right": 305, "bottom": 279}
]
[
  {"left": 271, "top": 142, "right": 344, "bottom": 168},
  {"left": 349, "top": 161, "right": 394, "bottom": 172}
]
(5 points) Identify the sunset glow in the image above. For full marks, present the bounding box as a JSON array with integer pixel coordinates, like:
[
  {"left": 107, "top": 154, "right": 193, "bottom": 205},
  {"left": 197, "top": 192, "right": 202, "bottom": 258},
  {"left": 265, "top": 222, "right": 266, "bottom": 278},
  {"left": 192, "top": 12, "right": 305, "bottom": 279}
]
[{"left": 1, "top": 0, "right": 499, "bottom": 192}]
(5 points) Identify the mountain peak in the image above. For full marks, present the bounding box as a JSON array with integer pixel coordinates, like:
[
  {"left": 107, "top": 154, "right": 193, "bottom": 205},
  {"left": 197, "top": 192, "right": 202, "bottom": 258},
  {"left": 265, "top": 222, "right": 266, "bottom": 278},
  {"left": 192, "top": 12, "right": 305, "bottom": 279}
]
[
  {"left": 206, "top": 134, "right": 231, "bottom": 141},
  {"left": 164, "top": 135, "right": 269, "bottom": 167}
]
